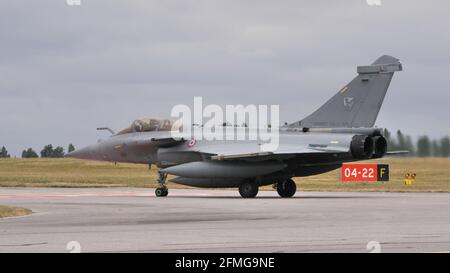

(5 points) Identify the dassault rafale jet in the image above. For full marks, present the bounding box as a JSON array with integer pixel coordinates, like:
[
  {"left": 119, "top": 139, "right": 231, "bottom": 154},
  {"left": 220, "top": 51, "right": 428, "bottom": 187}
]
[{"left": 67, "top": 55, "right": 403, "bottom": 198}]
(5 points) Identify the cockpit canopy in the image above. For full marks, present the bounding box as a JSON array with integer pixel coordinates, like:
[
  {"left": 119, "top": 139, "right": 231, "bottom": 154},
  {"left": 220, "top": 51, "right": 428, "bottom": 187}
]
[{"left": 115, "top": 118, "right": 181, "bottom": 135}]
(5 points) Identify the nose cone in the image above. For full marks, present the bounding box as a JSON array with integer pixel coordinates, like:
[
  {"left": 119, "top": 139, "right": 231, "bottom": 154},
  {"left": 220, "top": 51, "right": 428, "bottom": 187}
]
[{"left": 65, "top": 145, "right": 95, "bottom": 160}]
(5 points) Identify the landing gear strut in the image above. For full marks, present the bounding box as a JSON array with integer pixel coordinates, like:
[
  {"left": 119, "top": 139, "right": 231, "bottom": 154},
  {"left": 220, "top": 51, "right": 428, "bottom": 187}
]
[
  {"left": 155, "top": 171, "right": 168, "bottom": 197},
  {"left": 239, "top": 180, "right": 259, "bottom": 198},
  {"left": 276, "top": 178, "right": 296, "bottom": 198}
]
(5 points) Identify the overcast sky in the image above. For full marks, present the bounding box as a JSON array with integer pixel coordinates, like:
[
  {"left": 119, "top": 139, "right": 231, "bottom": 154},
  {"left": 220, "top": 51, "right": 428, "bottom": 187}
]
[{"left": 1, "top": 0, "right": 449, "bottom": 156}]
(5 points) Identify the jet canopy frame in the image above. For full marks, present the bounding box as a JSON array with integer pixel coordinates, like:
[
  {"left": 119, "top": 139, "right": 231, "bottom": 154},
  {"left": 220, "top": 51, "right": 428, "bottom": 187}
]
[{"left": 116, "top": 118, "right": 180, "bottom": 135}]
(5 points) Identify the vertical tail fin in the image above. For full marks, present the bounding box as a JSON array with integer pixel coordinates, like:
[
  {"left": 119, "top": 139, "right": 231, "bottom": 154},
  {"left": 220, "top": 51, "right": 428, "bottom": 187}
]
[{"left": 291, "top": 55, "right": 402, "bottom": 128}]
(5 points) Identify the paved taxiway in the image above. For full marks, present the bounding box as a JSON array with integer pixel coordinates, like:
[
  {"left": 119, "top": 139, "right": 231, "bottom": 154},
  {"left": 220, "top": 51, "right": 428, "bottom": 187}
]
[{"left": 1, "top": 188, "right": 449, "bottom": 253}]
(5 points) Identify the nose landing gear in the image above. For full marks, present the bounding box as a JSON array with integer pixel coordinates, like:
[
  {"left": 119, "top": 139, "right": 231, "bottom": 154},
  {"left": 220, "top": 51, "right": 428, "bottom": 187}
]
[{"left": 155, "top": 171, "right": 168, "bottom": 197}]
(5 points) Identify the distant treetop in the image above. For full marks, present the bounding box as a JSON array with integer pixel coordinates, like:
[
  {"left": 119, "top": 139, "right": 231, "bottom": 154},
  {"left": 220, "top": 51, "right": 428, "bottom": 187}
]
[{"left": 0, "top": 146, "right": 11, "bottom": 158}]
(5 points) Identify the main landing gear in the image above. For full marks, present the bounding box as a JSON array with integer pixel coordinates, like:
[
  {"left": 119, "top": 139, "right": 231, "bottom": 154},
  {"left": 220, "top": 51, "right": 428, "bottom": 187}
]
[
  {"left": 155, "top": 171, "right": 168, "bottom": 197},
  {"left": 276, "top": 178, "right": 297, "bottom": 198},
  {"left": 238, "top": 180, "right": 259, "bottom": 198},
  {"left": 238, "top": 178, "right": 297, "bottom": 198}
]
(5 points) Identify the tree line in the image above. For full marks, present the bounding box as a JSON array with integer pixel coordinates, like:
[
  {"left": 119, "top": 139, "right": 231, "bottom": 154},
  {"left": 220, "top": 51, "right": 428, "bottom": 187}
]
[
  {"left": 384, "top": 129, "right": 449, "bottom": 157},
  {"left": 0, "top": 144, "right": 76, "bottom": 158}
]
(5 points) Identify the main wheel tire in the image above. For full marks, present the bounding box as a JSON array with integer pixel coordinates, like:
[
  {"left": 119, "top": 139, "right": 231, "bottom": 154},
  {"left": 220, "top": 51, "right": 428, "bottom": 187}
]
[
  {"left": 239, "top": 181, "right": 259, "bottom": 198},
  {"left": 155, "top": 187, "right": 168, "bottom": 197},
  {"left": 277, "top": 178, "right": 296, "bottom": 198}
]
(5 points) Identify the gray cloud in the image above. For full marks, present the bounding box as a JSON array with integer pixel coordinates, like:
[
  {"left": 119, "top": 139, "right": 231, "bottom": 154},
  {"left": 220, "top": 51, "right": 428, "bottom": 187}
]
[{"left": 1, "top": 0, "right": 449, "bottom": 156}]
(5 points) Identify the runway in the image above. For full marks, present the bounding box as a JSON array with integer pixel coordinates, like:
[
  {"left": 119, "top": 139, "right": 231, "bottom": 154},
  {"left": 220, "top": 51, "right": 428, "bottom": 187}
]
[{"left": 1, "top": 187, "right": 449, "bottom": 253}]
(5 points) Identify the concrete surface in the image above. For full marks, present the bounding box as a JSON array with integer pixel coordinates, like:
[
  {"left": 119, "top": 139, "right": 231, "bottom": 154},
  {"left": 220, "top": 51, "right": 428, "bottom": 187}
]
[{"left": 0, "top": 187, "right": 449, "bottom": 253}]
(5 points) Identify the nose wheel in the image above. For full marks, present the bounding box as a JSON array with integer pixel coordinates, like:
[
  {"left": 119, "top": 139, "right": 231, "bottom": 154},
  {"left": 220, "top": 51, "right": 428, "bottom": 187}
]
[
  {"left": 155, "top": 186, "right": 168, "bottom": 197},
  {"left": 155, "top": 171, "right": 168, "bottom": 197}
]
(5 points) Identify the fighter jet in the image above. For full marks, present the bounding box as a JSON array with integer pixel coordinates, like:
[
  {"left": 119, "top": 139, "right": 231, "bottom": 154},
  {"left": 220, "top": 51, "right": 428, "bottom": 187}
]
[{"left": 66, "top": 55, "right": 403, "bottom": 198}]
